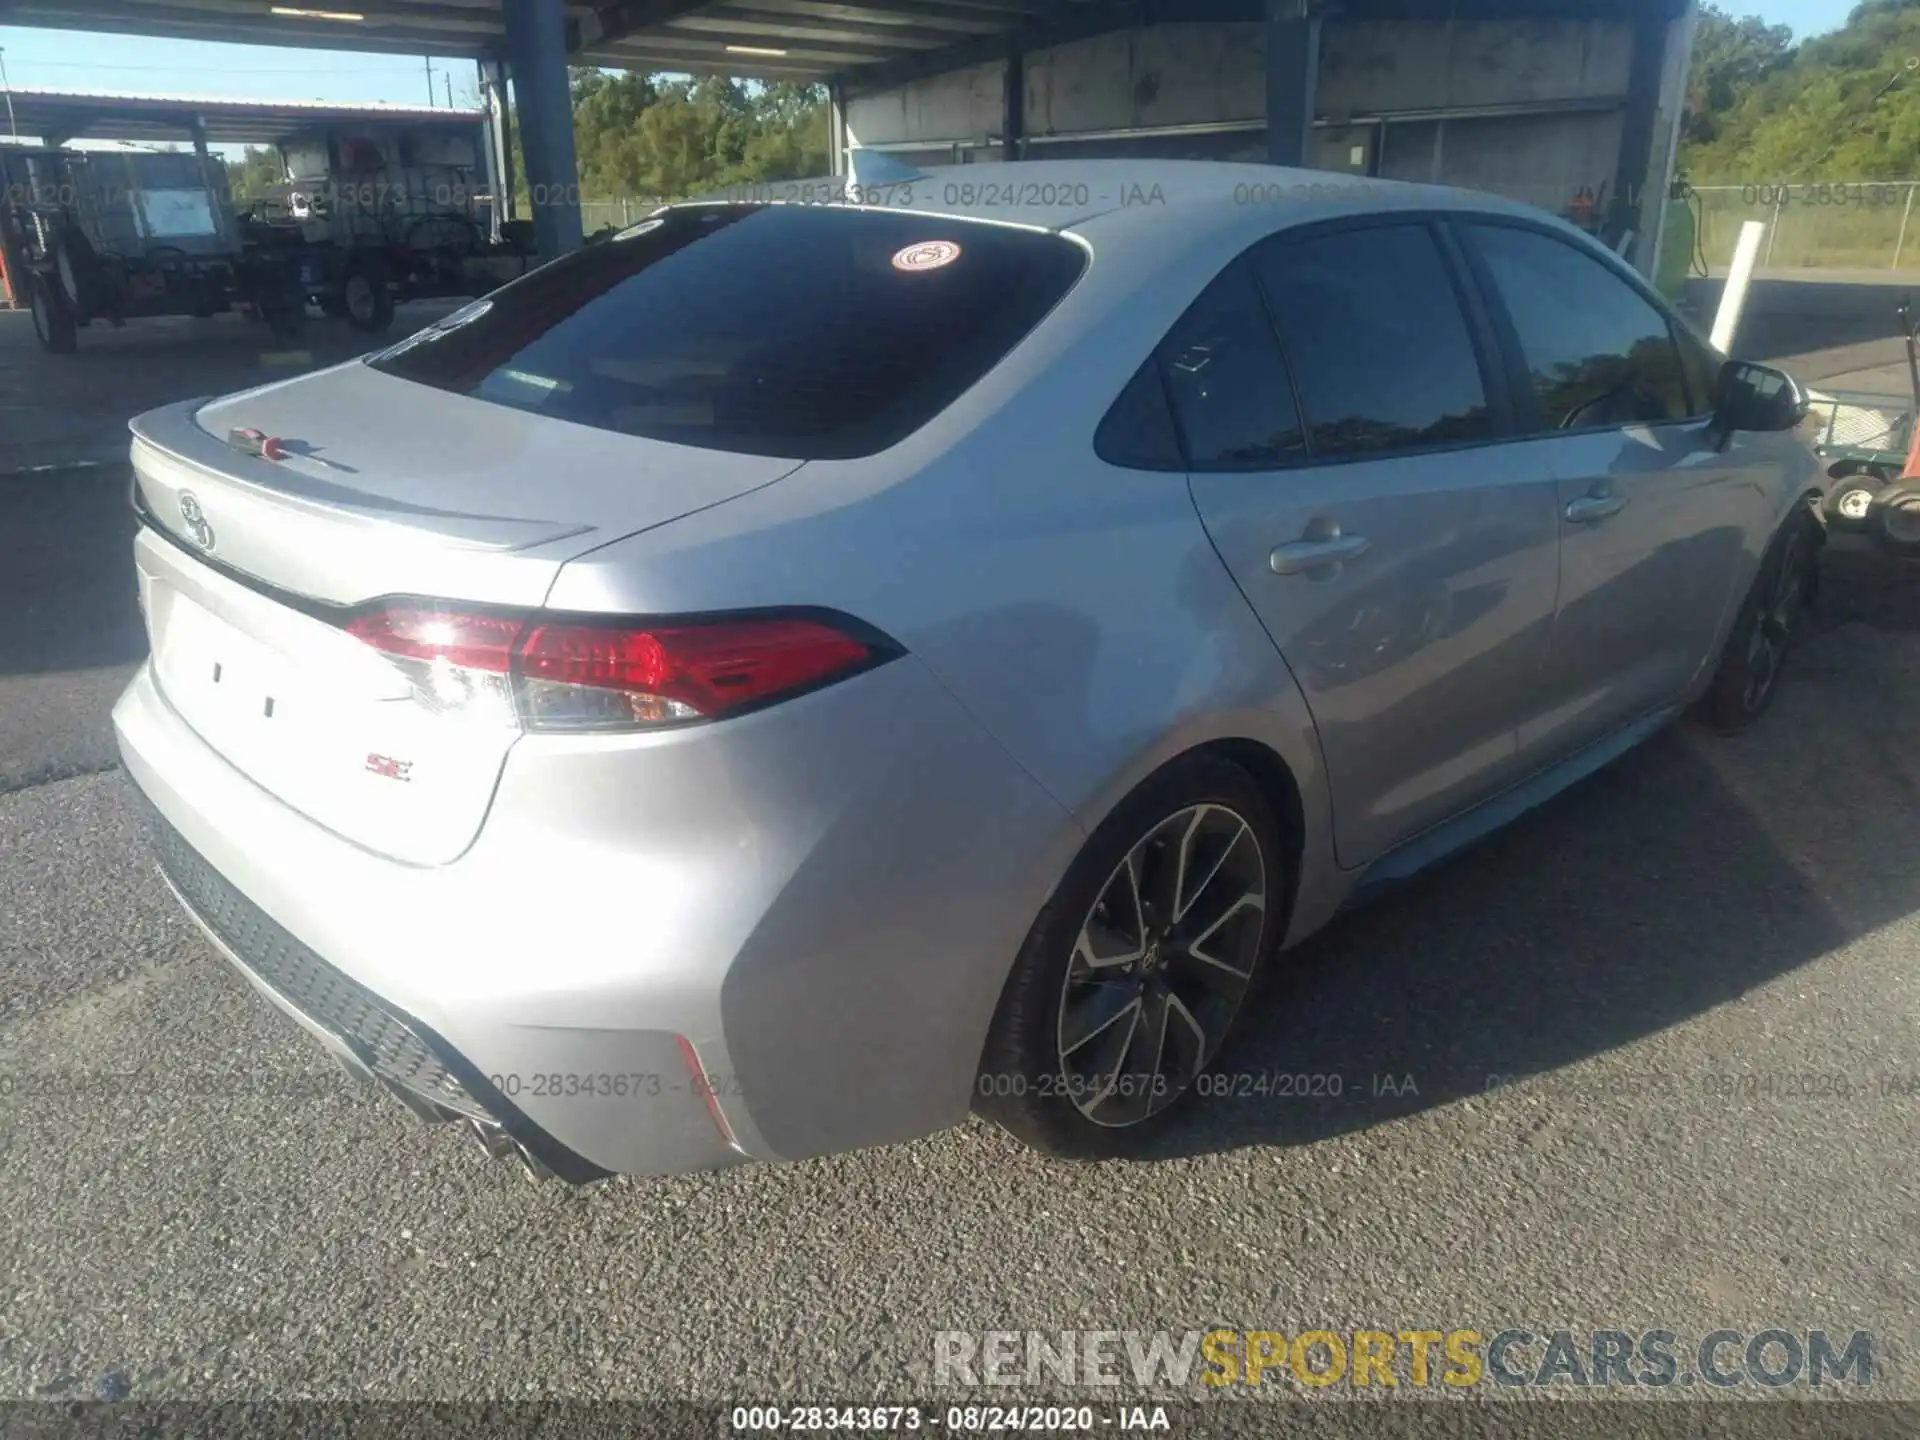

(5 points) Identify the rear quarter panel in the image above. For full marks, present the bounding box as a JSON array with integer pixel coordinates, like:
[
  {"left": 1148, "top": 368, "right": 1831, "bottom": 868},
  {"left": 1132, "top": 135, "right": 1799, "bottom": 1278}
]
[
  {"left": 543, "top": 207, "right": 1343, "bottom": 939},
  {"left": 538, "top": 215, "right": 1352, "bottom": 1160}
]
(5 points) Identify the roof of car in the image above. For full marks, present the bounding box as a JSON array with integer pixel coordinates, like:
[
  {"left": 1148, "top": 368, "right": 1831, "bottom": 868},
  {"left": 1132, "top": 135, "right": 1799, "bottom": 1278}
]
[{"left": 688, "top": 158, "right": 1554, "bottom": 244}]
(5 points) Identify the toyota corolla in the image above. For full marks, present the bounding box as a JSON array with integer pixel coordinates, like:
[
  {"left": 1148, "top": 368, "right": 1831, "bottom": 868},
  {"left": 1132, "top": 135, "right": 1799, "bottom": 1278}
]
[{"left": 113, "top": 161, "right": 1823, "bottom": 1181}]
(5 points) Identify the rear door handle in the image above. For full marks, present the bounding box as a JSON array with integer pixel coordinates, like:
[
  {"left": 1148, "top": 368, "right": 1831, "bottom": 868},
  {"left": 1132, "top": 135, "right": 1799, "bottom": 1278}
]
[
  {"left": 1565, "top": 493, "right": 1630, "bottom": 524},
  {"left": 1270, "top": 534, "right": 1370, "bottom": 576}
]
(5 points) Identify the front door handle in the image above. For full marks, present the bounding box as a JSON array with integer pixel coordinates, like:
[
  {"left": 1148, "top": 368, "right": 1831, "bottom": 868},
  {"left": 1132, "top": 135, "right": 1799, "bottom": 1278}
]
[
  {"left": 1565, "top": 493, "right": 1630, "bottom": 524},
  {"left": 1270, "top": 534, "right": 1370, "bottom": 576}
]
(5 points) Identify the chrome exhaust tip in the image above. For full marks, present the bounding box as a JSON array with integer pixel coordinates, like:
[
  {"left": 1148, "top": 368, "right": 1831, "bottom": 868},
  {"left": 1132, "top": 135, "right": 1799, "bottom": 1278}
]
[{"left": 464, "top": 1117, "right": 556, "bottom": 1183}]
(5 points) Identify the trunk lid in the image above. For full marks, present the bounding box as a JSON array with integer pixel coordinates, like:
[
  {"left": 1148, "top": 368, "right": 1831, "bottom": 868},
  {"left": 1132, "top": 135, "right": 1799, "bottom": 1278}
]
[{"left": 130, "top": 363, "right": 802, "bottom": 865}]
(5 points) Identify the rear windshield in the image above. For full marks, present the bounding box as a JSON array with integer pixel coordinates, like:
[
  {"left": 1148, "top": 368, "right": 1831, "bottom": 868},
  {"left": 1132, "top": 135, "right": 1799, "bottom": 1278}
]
[{"left": 367, "top": 204, "right": 1089, "bottom": 460}]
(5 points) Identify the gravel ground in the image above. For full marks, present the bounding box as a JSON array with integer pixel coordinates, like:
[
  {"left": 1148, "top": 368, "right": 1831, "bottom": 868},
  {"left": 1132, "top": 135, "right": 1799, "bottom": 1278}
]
[{"left": 1, "top": 306, "right": 1917, "bottom": 1427}]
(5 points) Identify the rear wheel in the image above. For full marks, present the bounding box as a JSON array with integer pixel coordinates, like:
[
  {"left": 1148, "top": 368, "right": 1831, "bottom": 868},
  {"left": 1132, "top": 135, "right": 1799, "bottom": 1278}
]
[
  {"left": 975, "top": 754, "right": 1287, "bottom": 1158},
  {"left": 29, "top": 275, "right": 77, "bottom": 354},
  {"left": 1697, "top": 506, "right": 1820, "bottom": 733}
]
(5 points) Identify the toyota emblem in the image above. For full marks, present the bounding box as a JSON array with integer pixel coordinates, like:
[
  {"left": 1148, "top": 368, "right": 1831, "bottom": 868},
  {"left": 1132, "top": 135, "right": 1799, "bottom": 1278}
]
[{"left": 178, "top": 491, "right": 215, "bottom": 552}]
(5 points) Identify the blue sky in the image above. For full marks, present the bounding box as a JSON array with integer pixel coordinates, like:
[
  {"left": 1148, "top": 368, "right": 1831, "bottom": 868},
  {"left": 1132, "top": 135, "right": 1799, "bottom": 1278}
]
[
  {"left": 0, "top": 0, "right": 1860, "bottom": 116},
  {"left": 1753, "top": 0, "right": 1856, "bottom": 38},
  {"left": 0, "top": 27, "right": 482, "bottom": 110}
]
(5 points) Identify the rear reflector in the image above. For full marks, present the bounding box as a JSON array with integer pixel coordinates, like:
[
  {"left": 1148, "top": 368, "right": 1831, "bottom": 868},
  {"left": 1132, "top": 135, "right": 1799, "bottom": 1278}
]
[{"left": 343, "top": 606, "right": 886, "bottom": 732}]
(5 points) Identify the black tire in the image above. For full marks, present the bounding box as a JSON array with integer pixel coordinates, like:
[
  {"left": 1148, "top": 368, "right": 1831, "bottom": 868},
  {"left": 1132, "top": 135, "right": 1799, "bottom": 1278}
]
[
  {"left": 261, "top": 300, "right": 308, "bottom": 341},
  {"left": 1696, "top": 505, "right": 1821, "bottom": 734},
  {"left": 48, "top": 228, "right": 106, "bottom": 319},
  {"left": 974, "top": 753, "right": 1289, "bottom": 1159},
  {"left": 29, "top": 275, "right": 77, "bottom": 354},
  {"left": 1876, "top": 477, "right": 1920, "bottom": 559},
  {"left": 1827, "top": 470, "right": 1888, "bottom": 529},
  {"left": 318, "top": 292, "right": 349, "bottom": 318},
  {"left": 342, "top": 263, "right": 395, "bottom": 333}
]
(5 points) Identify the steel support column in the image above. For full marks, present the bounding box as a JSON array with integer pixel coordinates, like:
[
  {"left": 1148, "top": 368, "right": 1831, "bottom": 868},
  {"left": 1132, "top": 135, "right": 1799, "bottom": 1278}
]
[
  {"left": 1608, "top": 0, "right": 1669, "bottom": 259},
  {"left": 828, "top": 80, "right": 848, "bottom": 178},
  {"left": 478, "top": 57, "right": 513, "bottom": 240},
  {"left": 501, "top": 0, "right": 581, "bottom": 259},
  {"left": 1003, "top": 41, "right": 1024, "bottom": 162},
  {"left": 1265, "top": 0, "right": 1321, "bottom": 168}
]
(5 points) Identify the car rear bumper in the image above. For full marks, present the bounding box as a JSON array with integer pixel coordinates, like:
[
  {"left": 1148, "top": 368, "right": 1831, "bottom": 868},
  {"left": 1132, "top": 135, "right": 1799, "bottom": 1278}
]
[{"left": 113, "top": 652, "right": 1077, "bottom": 1179}]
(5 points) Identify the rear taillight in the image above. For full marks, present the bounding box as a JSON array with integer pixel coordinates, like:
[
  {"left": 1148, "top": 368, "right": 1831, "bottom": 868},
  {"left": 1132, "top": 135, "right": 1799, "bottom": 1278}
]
[{"left": 344, "top": 606, "right": 887, "bottom": 732}]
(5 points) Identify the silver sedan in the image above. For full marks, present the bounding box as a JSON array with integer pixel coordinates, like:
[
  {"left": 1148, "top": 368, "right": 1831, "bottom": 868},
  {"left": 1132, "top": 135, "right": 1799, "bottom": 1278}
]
[{"left": 113, "top": 161, "right": 1824, "bottom": 1180}]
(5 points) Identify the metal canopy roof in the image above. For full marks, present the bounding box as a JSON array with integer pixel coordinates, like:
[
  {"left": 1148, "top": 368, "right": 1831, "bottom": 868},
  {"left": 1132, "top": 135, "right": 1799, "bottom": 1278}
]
[
  {"left": 0, "top": 0, "right": 1687, "bottom": 86},
  {"left": 0, "top": 86, "right": 486, "bottom": 145},
  {"left": 0, "top": 0, "right": 1160, "bottom": 83}
]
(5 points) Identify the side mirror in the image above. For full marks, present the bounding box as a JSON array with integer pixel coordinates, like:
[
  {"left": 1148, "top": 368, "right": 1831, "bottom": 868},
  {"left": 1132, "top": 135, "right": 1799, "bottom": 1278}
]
[{"left": 1713, "top": 360, "right": 1809, "bottom": 442}]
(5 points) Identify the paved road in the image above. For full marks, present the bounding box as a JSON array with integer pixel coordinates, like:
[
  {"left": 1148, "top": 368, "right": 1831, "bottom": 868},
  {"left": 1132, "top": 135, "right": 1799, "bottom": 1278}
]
[{"left": 2, "top": 306, "right": 1919, "bottom": 1411}]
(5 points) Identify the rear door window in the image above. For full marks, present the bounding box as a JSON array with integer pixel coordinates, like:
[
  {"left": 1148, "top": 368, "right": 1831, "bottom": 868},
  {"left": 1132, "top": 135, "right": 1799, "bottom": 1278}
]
[
  {"left": 368, "top": 205, "right": 1088, "bottom": 460},
  {"left": 1251, "top": 223, "right": 1495, "bottom": 458}
]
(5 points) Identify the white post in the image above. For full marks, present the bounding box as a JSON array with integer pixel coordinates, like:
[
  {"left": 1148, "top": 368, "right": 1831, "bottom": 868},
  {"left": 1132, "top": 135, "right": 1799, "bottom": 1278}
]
[
  {"left": 1712, "top": 218, "right": 1767, "bottom": 353},
  {"left": 1895, "top": 184, "right": 1916, "bottom": 270}
]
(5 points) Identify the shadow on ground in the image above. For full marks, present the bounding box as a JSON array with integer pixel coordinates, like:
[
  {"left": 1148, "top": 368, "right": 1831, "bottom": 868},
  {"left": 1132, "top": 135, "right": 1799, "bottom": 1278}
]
[
  {"left": 0, "top": 468, "right": 142, "bottom": 680},
  {"left": 1153, "top": 540, "right": 1920, "bottom": 1159}
]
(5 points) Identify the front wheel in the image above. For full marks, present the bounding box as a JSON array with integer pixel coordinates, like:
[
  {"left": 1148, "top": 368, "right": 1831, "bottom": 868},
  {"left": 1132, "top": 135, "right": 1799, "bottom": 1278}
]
[
  {"left": 29, "top": 275, "right": 77, "bottom": 354},
  {"left": 1696, "top": 507, "right": 1821, "bottom": 734},
  {"left": 975, "top": 754, "right": 1287, "bottom": 1158},
  {"left": 261, "top": 300, "right": 308, "bottom": 341}
]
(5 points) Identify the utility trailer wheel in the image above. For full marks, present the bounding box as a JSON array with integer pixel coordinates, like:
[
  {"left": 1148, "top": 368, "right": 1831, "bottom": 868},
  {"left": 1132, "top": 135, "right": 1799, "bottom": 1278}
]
[{"left": 1828, "top": 473, "right": 1887, "bottom": 528}]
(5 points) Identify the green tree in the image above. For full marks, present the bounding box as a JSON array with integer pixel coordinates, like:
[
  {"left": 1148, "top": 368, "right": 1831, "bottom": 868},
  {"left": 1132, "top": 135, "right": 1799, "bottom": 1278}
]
[
  {"left": 1681, "top": 1, "right": 1920, "bottom": 180},
  {"left": 498, "top": 70, "right": 831, "bottom": 213},
  {"left": 224, "top": 145, "right": 286, "bottom": 201},
  {"left": 1686, "top": 4, "right": 1795, "bottom": 145}
]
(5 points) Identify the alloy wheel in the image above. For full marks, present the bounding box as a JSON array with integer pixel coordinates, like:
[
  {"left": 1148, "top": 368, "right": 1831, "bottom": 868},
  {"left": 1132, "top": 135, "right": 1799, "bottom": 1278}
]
[
  {"left": 1056, "top": 803, "right": 1266, "bottom": 1128},
  {"left": 1742, "top": 532, "right": 1809, "bottom": 713}
]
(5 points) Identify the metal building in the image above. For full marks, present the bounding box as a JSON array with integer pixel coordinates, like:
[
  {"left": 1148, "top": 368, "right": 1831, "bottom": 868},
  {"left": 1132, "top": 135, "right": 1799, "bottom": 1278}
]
[{"left": 7, "top": 0, "right": 1695, "bottom": 272}]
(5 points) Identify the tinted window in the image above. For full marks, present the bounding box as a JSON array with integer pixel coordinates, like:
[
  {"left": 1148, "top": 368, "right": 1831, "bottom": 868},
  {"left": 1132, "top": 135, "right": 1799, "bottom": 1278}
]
[
  {"left": 1470, "top": 223, "right": 1692, "bottom": 429},
  {"left": 368, "top": 205, "right": 1087, "bottom": 460},
  {"left": 1096, "top": 360, "right": 1184, "bottom": 470},
  {"left": 1674, "top": 321, "right": 1723, "bottom": 417},
  {"left": 1155, "top": 260, "right": 1307, "bottom": 470},
  {"left": 1253, "top": 224, "right": 1493, "bottom": 458}
]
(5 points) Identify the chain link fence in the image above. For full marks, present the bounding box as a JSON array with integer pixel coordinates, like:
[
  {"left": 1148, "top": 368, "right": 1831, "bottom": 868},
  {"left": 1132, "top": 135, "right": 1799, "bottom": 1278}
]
[{"left": 1690, "top": 183, "right": 1920, "bottom": 272}]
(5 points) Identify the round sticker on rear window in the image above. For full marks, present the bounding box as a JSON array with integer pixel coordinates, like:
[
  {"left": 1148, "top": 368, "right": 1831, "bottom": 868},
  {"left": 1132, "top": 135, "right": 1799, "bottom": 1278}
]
[{"left": 893, "top": 240, "right": 962, "bottom": 272}]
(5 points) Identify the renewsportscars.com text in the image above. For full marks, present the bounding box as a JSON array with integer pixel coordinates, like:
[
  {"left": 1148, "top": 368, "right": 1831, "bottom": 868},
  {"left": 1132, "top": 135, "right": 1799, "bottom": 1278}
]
[{"left": 934, "top": 1328, "right": 1873, "bottom": 1390}]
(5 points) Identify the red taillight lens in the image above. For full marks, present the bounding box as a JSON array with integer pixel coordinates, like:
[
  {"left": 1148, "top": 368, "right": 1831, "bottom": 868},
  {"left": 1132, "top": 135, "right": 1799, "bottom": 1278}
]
[
  {"left": 517, "top": 617, "right": 873, "bottom": 730},
  {"left": 344, "top": 608, "right": 521, "bottom": 673},
  {"left": 343, "top": 606, "right": 881, "bottom": 731}
]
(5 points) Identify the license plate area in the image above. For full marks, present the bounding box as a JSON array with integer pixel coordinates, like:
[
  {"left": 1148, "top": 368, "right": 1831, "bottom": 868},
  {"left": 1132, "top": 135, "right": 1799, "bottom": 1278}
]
[
  {"left": 156, "top": 593, "right": 304, "bottom": 737},
  {"left": 135, "top": 532, "right": 519, "bottom": 866}
]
